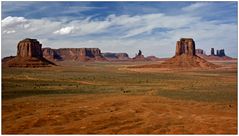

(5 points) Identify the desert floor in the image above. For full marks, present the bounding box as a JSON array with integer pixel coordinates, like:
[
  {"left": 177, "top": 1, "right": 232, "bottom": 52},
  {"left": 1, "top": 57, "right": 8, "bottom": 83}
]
[{"left": 2, "top": 60, "right": 237, "bottom": 134}]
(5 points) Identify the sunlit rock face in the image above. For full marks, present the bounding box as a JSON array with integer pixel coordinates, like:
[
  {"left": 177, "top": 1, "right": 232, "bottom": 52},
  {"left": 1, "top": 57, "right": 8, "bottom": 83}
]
[
  {"left": 175, "top": 38, "right": 195, "bottom": 56},
  {"left": 17, "top": 38, "right": 43, "bottom": 58}
]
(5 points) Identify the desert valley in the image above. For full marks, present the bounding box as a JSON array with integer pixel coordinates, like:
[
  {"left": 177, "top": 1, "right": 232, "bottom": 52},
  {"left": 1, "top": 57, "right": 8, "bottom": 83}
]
[
  {"left": 2, "top": 1, "right": 237, "bottom": 134},
  {"left": 2, "top": 37, "right": 237, "bottom": 134}
]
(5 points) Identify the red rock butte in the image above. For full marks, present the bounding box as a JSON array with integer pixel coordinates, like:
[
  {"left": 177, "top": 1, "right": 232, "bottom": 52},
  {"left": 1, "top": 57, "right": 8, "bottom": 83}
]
[
  {"left": 175, "top": 38, "right": 195, "bottom": 56},
  {"left": 130, "top": 38, "right": 218, "bottom": 69},
  {"left": 17, "top": 38, "right": 43, "bottom": 58},
  {"left": 3, "top": 38, "right": 55, "bottom": 67}
]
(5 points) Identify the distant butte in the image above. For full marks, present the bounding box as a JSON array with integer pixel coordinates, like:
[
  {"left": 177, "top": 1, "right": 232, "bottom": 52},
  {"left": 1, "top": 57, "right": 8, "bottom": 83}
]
[
  {"left": 196, "top": 48, "right": 234, "bottom": 60},
  {"left": 132, "top": 50, "right": 148, "bottom": 61},
  {"left": 42, "top": 48, "right": 106, "bottom": 62},
  {"left": 102, "top": 52, "right": 130, "bottom": 61},
  {"left": 3, "top": 38, "right": 55, "bottom": 67},
  {"left": 130, "top": 38, "right": 218, "bottom": 69}
]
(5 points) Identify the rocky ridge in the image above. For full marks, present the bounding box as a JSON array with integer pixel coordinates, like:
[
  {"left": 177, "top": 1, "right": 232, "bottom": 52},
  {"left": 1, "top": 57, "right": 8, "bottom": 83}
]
[
  {"left": 102, "top": 53, "right": 130, "bottom": 61},
  {"left": 42, "top": 48, "right": 106, "bottom": 62}
]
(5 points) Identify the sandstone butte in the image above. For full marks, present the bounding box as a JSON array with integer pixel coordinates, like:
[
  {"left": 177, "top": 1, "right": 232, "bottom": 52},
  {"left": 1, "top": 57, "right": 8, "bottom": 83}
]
[
  {"left": 3, "top": 38, "right": 55, "bottom": 67},
  {"left": 130, "top": 38, "right": 218, "bottom": 69},
  {"left": 132, "top": 50, "right": 149, "bottom": 61},
  {"left": 196, "top": 48, "right": 234, "bottom": 60}
]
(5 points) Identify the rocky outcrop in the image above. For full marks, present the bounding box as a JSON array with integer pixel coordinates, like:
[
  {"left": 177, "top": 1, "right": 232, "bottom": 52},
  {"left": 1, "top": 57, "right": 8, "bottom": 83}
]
[
  {"left": 161, "top": 38, "right": 217, "bottom": 68},
  {"left": 196, "top": 49, "right": 205, "bottom": 55},
  {"left": 102, "top": 53, "right": 130, "bottom": 60},
  {"left": 211, "top": 48, "right": 215, "bottom": 56},
  {"left": 2, "top": 56, "right": 16, "bottom": 63},
  {"left": 130, "top": 38, "right": 217, "bottom": 69},
  {"left": 175, "top": 38, "right": 195, "bottom": 56},
  {"left": 42, "top": 48, "right": 106, "bottom": 61},
  {"left": 42, "top": 48, "right": 62, "bottom": 61},
  {"left": 204, "top": 48, "right": 234, "bottom": 60},
  {"left": 211, "top": 48, "right": 226, "bottom": 57},
  {"left": 133, "top": 50, "right": 147, "bottom": 61},
  {"left": 17, "top": 38, "right": 43, "bottom": 58},
  {"left": 216, "top": 49, "right": 225, "bottom": 57},
  {"left": 146, "top": 56, "right": 160, "bottom": 61},
  {"left": 182, "top": 45, "right": 233, "bottom": 61},
  {"left": 3, "top": 38, "right": 55, "bottom": 67},
  {"left": 196, "top": 48, "right": 208, "bottom": 59}
]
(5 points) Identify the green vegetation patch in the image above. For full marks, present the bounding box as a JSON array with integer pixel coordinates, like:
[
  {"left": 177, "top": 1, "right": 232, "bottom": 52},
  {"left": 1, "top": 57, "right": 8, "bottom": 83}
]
[{"left": 2, "top": 63, "right": 237, "bottom": 103}]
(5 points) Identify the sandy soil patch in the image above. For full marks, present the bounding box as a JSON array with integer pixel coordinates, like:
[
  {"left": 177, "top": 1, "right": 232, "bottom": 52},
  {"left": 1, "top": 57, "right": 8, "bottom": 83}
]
[{"left": 2, "top": 94, "right": 237, "bottom": 134}]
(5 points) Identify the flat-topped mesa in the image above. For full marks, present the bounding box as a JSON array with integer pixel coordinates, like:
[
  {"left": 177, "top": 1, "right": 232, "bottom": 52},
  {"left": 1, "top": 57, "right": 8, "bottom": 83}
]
[
  {"left": 42, "top": 48, "right": 106, "bottom": 61},
  {"left": 58, "top": 48, "right": 101, "bottom": 57},
  {"left": 175, "top": 38, "right": 196, "bottom": 56},
  {"left": 17, "top": 38, "right": 43, "bottom": 58},
  {"left": 102, "top": 53, "right": 130, "bottom": 60}
]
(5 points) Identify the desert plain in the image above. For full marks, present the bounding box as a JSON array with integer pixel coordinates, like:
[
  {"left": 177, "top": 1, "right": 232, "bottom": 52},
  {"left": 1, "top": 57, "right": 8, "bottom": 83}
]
[{"left": 2, "top": 60, "right": 237, "bottom": 134}]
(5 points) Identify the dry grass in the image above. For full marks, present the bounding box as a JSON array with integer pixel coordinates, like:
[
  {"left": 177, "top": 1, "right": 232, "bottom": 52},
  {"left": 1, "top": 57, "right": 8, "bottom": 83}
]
[{"left": 2, "top": 60, "right": 237, "bottom": 134}]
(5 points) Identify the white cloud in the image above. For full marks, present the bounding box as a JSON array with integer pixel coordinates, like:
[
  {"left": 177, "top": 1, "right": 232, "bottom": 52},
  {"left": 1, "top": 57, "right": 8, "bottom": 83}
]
[
  {"left": 2, "top": 16, "right": 28, "bottom": 28},
  {"left": 54, "top": 26, "right": 75, "bottom": 35},
  {"left": 182, "top": 2, "right": 210, "bottom": 11},
  {"left": 50, "top": 13, "right": 200, "bottom": 38},
  {"left": 3, "top": 30, "right": 16, "bottom": 34}
]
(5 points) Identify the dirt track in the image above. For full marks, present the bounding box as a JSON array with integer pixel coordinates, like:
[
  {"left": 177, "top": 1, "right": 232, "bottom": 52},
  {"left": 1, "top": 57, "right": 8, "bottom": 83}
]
[{"left": 2, "top": 94, "right": 237, "bottom": 134}]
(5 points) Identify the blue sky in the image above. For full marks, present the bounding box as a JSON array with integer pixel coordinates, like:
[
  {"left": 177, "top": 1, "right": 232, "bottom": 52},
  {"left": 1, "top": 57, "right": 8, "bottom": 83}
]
[{"left": 1, "top": 1, "right": 238, "bottom": 58}]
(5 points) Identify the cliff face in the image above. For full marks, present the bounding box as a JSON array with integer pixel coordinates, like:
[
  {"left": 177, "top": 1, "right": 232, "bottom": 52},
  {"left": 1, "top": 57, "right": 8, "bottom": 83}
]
[
  {"left": 175, "top": 38, "right": 195, "bottom": 56},
  {"left": 42, "top": 48, "right": 106, "bottom": 61},
  {"left": 17, "top": 38, "right": 43, "bottom": 58},
  {"left": 3, "top": 38, "right": 55, "bottom": 67},
  {"left": 102, "top": 53, "right": 130, "bottom": 60}
]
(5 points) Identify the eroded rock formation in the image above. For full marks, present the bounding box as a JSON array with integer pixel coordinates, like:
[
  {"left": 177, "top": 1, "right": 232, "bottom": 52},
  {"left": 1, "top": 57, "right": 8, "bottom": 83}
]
[
  {"left": 146, "top": 56, "right": 160, "bottom": 61},
  {"left": 211, "top": 48, "right": 215, "bottom": 56},
  {"left": 196, "top": 48, "right": 208, "bottom": 59},
  {"left": 216, "top": 49, "right": 225, "bottom": 57},
  {"left": 130, "top": 38, "right": 217, "bottom": 69},
  {"left": 102, "top": 53, "right": 130, "bottom": 60},
  {"left": 211, "top": 48, "right": 226, "bottom": 57},
  {"left": 196, "top": 49, "right": 205, "bottom": 55},
  {"left": 17, "top": 38, "right": 43, "bottom": 58},
  {"left": 206, "top": 48, "right": 233, "bottom": 60},
  {"left": 133, "top": 50, "right": 147, "bottom": 61},
  {"left": 42, "top": 48, "right": 106, "bottom": 61},
  {"left": 162, "top": 38, "right": 217, "bottom": 68},
  {"left": 3, "top": 38, "right": 55, "bottom": 67},
  {"left": 175, "top": 38, "right": 195, "bottom": 56}
]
